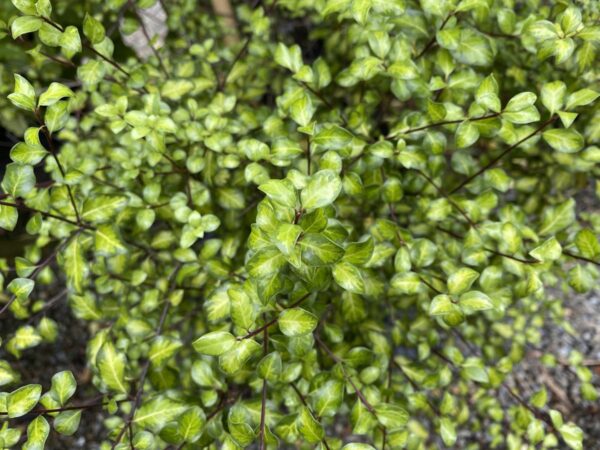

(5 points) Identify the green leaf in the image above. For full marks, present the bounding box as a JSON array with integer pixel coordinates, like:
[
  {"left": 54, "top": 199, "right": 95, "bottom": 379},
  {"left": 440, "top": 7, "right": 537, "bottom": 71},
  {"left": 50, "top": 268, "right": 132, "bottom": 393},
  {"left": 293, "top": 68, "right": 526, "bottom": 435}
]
[
  {"left": 229, "top": 286, "right": 255, "bottom": 331},
  {"left": 160, "top": 79, "right": 194, "bottom": 100},
  {"left": 559, "top": 423, "right": 583, "bottom": 450},
  {"left": 44, "top": 101, "right": 70, "bottom": 133},
  {"left": 10, "top": 128, "right": 48, "bottom": 165},
  {"left": 94, "top": 224, "right": 126, "bottom": 255},
  {"left": 8, "top": 277, "right": 35, "bottom": 298},
  {"left": 542, "top": 129, "right": 584, "bottom": 153},
  {"left": 459, "top": 291, "right": 493, "bottom": 312},
  {"left": 59, "top": 25, "right": 82, "bottom": 56},
  {"left": 565, "top": 88, "right": 600, "bottom": 110},
  {"left": 177, "top": 407, "right": 205, "bottom": 443},
  {"left": 35, "top": 0, "right": 51, "bottom": 16},
  {"left": 192, "top": 331, "right": 236, "bottom": 356},
  {"left": 275, "top": 223, "right": 303, "bottom": 255},
  {"left": 538, "top": 199, "right": 575, "bottom": 236},
  {"left": 390, "top": 272, "right": 422, "bottom": 294},
  {"left": 351, "top": 0, "right": 373, "bottom": 24},
  {"left": 275, "top": 43, "right": 302, "bottom": 73},
  {"left": 301, "top": 169, "right": 342, "bottom": 209},
  {"left": 7, "top": 384, "right": 41, "bottom": 418},
  {"left": 11, "top": 0, "right": 37, "bottom": 15},
  {"left": 53, "top": 410, "right": 81, "bottom": 436},
  {"left": 448, "top": 268, "right": 479, "bottom": 295},
  {"left": 134, "top": 396, "right": 187, "bottom": 432},
  {"left": 11, "top": 15, "right": 43, "bottom": 39},
  {"left": 8, "top": 74, "right": 36, "bottom": 111},
  {"left": 38, "top": 82, "right": 74, "bottom": 107},
  {"left": 455, "top": 121, "right": 480, "bottom": 148},
  {"left": 440, "top": 418, "right": 457, "bottom": 446},
  {"left": 149, "top": 336, "right": 182, "bottom": 366},
  {"left": 429, "top": 295, "right": 455, "bottom": 316},
  {"left": 81, "top": 195, "right": 127, "bottom": 222},
  {"left": 529, "top": 237, "right": 562, "bottom": 261},
  {"left": 23, "top": 416, "right": 49, "bottom": 450},
  {"left": 278, "top": 308, "right": 318, "bottom": 336},
  {"left": 290, "top": 93, "right": 315, "bottom": 127},
  {"left": 557, "top": 111, "right": 578, "bottom": 128},
  {"left": 476, "top": 74, "right": 501, "bottom": 113},
  {"left": 410, "top": 239, "right": 437, "bottom": 267},
  {"left": 257, "top": 351, "right": 283, "bottom": 382},
  {"left": 1, "top": 163, "right": 35, "bottom": 198},
  {"left": 333, "top": 262, "right": 365, "bottom": 294},
  {"left": 0, "top": 204, "right": 18, "bottom": 231},
  {"left": 258, "top": 179, "right": 297, "bottom": 208},
  {"left": 461, "top": 358, "right": 489, "bottom": 383},
  {"left": 569, "top": 264, "right": 593, "bottom": 293},
  {"left": 247, "top": 246, "right": 287, "bottom": 278},
  {"left": 97, "top": 341, "right": 128, "bottom": 393},
  {"left": 313, "top": 379, "right": 344, "bottom": 417},
  {"left": 63, "top": 236, "right": 86, "bottom": 293},
  {"left": 452, "top": 30, "right": 493, "bottom": 67},
  {"left": 374, "top": 403, "right": 409, "bottom": 428},
  {"left": 300, "top": 233, "right": 344, "bottom": 266},
  {"left": 312, "top": 125, "right": 354, "bottom": 150},
  {"left": 540, "top": 81, "right": 566, "bottom": 114},
  {"left": 297, "top": 406, "right": 324, "bottom": 443},
  {"left": 83, "top": 13, "right": 105, "bottom": 44},
  {"left": 574, "top": 229, "right": 600, "bottom": 259},
  {"left": 343, "top": 237, "right": 374, "bottom": 265},
  {"left": 50, "top": 371, "right": 76, "bottom": 405},
  {"left": 503, "top": 92, "right": 540, "bottom": 124}
]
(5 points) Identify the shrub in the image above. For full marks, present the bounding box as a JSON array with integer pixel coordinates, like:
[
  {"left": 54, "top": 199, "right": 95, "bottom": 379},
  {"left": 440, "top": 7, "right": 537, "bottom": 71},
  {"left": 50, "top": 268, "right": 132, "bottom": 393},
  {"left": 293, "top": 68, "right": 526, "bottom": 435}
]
[{"left": 0, "top": 0, "right": 599, "bottom": 448}]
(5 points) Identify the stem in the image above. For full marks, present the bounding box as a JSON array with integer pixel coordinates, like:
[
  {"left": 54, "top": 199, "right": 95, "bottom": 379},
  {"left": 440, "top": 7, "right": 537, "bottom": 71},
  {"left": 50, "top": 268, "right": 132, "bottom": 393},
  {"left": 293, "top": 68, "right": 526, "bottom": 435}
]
[
  {"left": 132, "top": 2, "right": 170, "bottom": 77},
  {"left": 110, "top": 264, "right": 182, "bottom": 449},
  {"left": 238, "top": 293, "right": 311, "bottom": 340},
  {"left": 0, "top": 397, "right": 128, "bottom": 417},
  {"left": 416, "top": 12, "right": 454, "bottom": 59},
  {"left": 37, "top": 114, "right": 81, "bottom": 224},
  {"left": 449, "top": 115, "right": 558, "bottom": 194},
  {"left": 400, "top": 112, "right": 500, "bottom": 135},
  {"left": 289, "top": 382, "right": 332, "bottom": 450},
  {"left": 0, "top": 232, "right": 78, "bottom": 316},
  {"left": 563, "top": 250, "right": 600, "bottom": 267},
  {"left": 414, "top": 169, "right": 477, "bottom": 228},
  {"left": 219, "top": 0, "right": 278, "bottom": 90},
  {"left": 258, "top": 316, "right": 268, "bottom": 450},
  {"left": 0, "top": 199, "right": 89, "bottom": 229},
  {"left": 314, "top": 334, "right": 378, "bottom": 417}
]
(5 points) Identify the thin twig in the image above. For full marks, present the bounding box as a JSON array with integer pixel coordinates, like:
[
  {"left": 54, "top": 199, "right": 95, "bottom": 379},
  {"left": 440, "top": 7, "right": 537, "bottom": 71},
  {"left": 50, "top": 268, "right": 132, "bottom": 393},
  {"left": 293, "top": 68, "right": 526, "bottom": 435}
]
[
  {"left": 449, "top": 116, "right": 557, "bottom": 194},
  {"left": 110, "top": 264, "right": 183, "bottom": 449},
  {"left": 238, "top": 293, "right": 311, "bottom": 340},
  {"left": 414, "top": 169, "right": 477, "bottom": 228},
  {"left": 400, "top": 112, "right": 500, "bottom": 135},
  {"left": 259, "top": 315, "right": 268, "bottom": 450}
]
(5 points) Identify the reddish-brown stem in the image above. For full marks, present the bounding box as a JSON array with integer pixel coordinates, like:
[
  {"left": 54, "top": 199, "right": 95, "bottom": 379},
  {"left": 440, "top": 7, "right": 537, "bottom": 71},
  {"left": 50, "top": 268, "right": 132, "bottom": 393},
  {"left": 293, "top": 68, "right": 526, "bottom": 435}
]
[
  {"left": 563, "top": 250, "right": 600, "bottom": 267},
  {"left": 401, "top": 112, "right": 500, "bottom": 135},
  {"left": 259, "top": 317, "right": 268, "bottom": 450},
  {"left": 110, "top": 264, "right": 182, "bottom": 449},
  {"left": 0, "top": 232, "right": 78, "bottom": 316},
  {"left": 314, "top": 334, "right": 377, "bottom": 417},
  {"left": 414, "top": 169, "right": 477, "bottom": 228},
  {"left": 36, "top": 115, "right": 81, "bottom": 224},
  {"left": 416, "top": 13, "right": 454, "bottom": 59},
  {"left": 449, "top": 115, "right": 558, "bottom": 194},
  {"left": 238, "top": 293, "right": 311, "bottom": 340}
]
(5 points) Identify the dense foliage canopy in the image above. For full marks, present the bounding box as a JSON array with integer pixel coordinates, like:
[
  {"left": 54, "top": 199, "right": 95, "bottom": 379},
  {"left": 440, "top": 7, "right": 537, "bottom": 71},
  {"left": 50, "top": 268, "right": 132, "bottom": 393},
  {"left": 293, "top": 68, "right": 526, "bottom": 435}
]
[{"left": 0, "top": 0, "right": 599, "bottom": 448}]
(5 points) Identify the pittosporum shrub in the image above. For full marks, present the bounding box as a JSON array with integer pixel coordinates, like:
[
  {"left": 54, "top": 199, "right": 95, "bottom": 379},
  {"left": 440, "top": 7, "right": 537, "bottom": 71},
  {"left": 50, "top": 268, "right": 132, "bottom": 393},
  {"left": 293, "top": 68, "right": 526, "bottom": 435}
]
[{"left": 0, "top": 0, "right": 599, "bottom": 448}]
